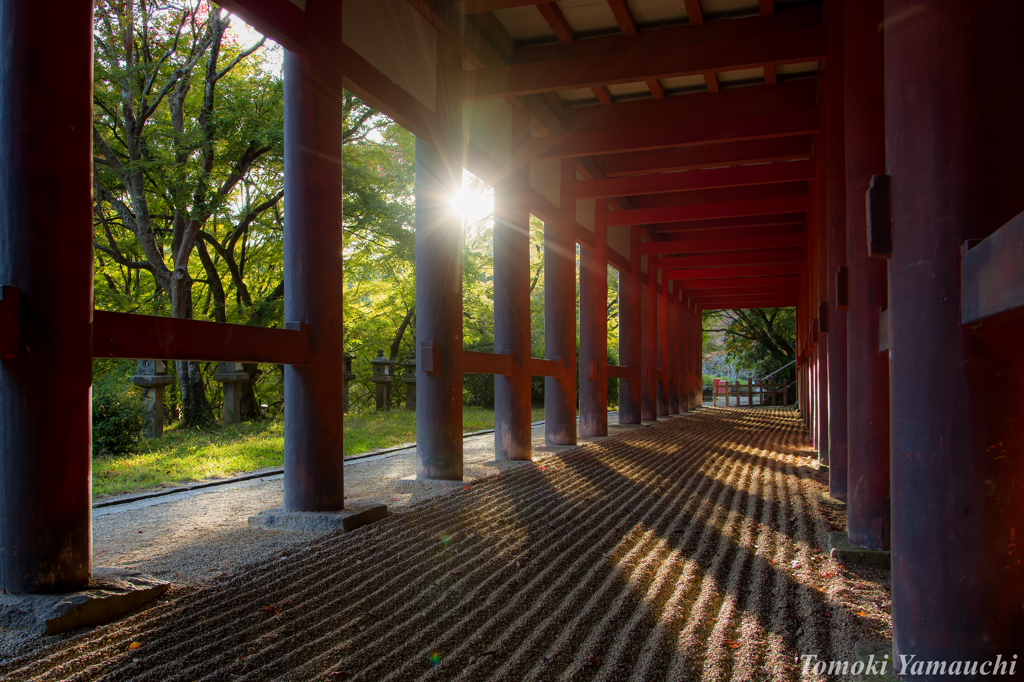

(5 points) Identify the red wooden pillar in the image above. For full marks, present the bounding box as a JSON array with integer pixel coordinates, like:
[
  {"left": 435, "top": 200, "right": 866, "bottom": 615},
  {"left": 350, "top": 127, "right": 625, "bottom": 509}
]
[
  {"left": 414, "top": 21, "right": 464, "bottom": 480},
  {"left": 667, "top": 290, "right": 680, "bottom": 414},
  {"left": 677, "top": 293, "right": 689, "bottom": 412},
  {"left": 543, "top": 158, "right": 578, "bottom": 444},
  {"left": 825, "top": 0, "right": 848, "bottom": 500},
  {"left": 494, "top": 111, "right": 532, "bottom": 460},
  {"left": 640, "top": 258, "right": 658, "bottom": 421},
  {"left": 616, "top": 226, "right": 642, "bottom": 424},
  {"left": 886, "top": 0, "right": 1024, "bottom": 664},
  {"left": 0, "top": 0, "right": 93, "bottom": 593},
  {"left": 579, "top": 201, "right": 608, "bottom": 437},
  {"left": 814, "top": 94, "right": 830, "bottom": 461},
  {"left": 283, "top": 0, "right": 347, "bottom": 509},
  {"left": 656, "top": 282, "right": 670, "bottom": 417},
  {"left": 844, "top": 0, "right": 890, "bottom": 550},
  {"left": 691, "top": 303, "right": 701, "bottom": 409}
]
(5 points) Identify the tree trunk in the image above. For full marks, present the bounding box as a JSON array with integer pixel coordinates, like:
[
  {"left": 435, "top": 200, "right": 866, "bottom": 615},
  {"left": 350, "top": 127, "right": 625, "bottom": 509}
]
[{"left": 170, "top": 272, "right": 214, "bottom": 428}]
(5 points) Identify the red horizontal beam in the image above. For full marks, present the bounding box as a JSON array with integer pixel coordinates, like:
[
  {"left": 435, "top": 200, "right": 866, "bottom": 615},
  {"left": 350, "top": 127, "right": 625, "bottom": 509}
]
[
  {"left": 631, "top": 181, "right": 807, "bottom": 210},
  {"left": 641, "top": 233, "right": 805, "bottom": 257},
  {"left": 603, "top": 136, "right": 813, "bottom": 177},
  {"left": 615, "top": 196, "right": 811, "bottom": 227},
  {"left": 530, "top": 357, "right": 563, "bottom": 376},
  {"left": 667, "top": 263, "right": 802, "bottom": 280},
  {"left": 607, "top": 364, "right": 632, "bottom": 379},
  {"left": 682, "top": 284, "right": 798, "bottom": 298},
  {"left": 698, "top": 299, "right": 796, "bottom": 310},
  {"left": 960, "top": 210, "right": 1024, "bottom": 325},
  {"left": 529, "top": 108, "right": 819, "bottom": 160},
  {"left": 561, "top": 79, "right": 818, "bottom": 135},
  {"left": 660, "top": 224, "right": 804, "bottom": 242},
  {"left": 657, "top": 248, "right": 804, "bottom": 269},
  {"left": 653, "top": 213, "right": 806, "bottom": 233},
  {"left": 343, "top": 44, "right": 436, "bottom": 142},
  {"left": 574, "top": 160, "right": 814, "bottom": 200},
  {"left": 215, "top": 0, "right": 307, "bottom": 53},
  {"left": 462, "top": 7, "right": 826, "bottom": 98},
  {"left": 463, "top": 350, "right": 512, "bottom": 376},
  {"left": 92, "top": 311, "right": 309, "bottom": 364},
  {"left": 453, "top": 0, "right": 548, "bottom": 13},
  {"left": 679, "top": 274, "right": 799, "bottom": 290}
]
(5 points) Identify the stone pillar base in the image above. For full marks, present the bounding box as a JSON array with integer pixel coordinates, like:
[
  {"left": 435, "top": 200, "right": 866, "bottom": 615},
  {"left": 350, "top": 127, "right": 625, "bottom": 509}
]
[
  {"left": 0, "top": 568, "right": 168, "bottom": 635},
  {"left": 248, "top": 503, "right": 388, "bottom": 533},
  {"left": 827, "top": 531, "right": 891, "bottom": 569}
]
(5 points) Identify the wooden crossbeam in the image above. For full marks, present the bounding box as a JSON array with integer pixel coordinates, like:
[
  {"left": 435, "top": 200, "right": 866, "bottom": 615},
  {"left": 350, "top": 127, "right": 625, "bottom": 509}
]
[
  {"left": 638, "top": 232, "right": 805, "bottom": 255},
  {"left": 530, "top": 108, "right": 819, "bottom": 160},
  {"left": 646, "top": 79, "right": 665, "bottom": 99},
  {"left": 667, "top": 263, "right": 802, "bottom": 280},
  {"left": 574, "top": 160, "right": 814, "bottom": 199},
  {"left": 961, "top": 210, "right": 1024, "bottom": 325},
  {"left": 699, "top": 299, "right": 796, "bottom": 310},
  {"left": 607, "top": 0, "right": 637, "bottom": 36},
  {"left": 653, "top": 213, "right": 807, "bottom": 232},
  {"left": 679, "top": 274, "right": 799, "bottom": 290},
  {"left": 530, "top": 357, "right": 563, "bottom": 376},
  {"left": 682, "top": 284, "right": 798, "bottom": 297},
  {"left": 216, "top": 0, "right": 307, "bottom": 53},
  {"left": 656, "top": 248, "right": 804, "bottom": 269},
  {"left": 454, "top": 0, "right": 559, "bottom": 12},
  {"left": 537, "top": 3, "right": 574, "bottom": 44},
  {"left": 705, "top": 72, "right": 720, "bottom": 93},
  {"left": 463, "top": 350, "right": 513, "bottom": 375},
  {"left": 631, "top": 181, "right": 807, "bottom": 210},
  {"left": 592, "top": 86, "right": 614, "bottom": 105},
  {"left": 760, "top": 0, "right": 774, "bottom": 16},
  {"left": 603, "top": 136, "right": 813, "bottom": 176},
  {"left": 683, "top": 0, "right": 704, "bottom": 26},
  {"left": 610, "top": 195, "right": 810, "bottom": 227},
  {"left": 343, "top": 45, "right": 436, "bottom": 141},
  {"left": 660, "top": 224, "right": 804, "bottom": 242},
  {"left": 461, "top": 7, "right": 826, "bottom": 99},
  {"left": 765, "top": 64, "right": 778, "bottom": 85},
  {"left": 93, "top": 311, "right": 309, "bottom": 364}
]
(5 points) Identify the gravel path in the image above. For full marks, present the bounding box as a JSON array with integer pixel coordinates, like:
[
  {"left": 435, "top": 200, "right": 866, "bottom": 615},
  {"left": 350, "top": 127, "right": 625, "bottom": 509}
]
[{"left": 0, "top": 408, "right": 892, "bottom": 681}]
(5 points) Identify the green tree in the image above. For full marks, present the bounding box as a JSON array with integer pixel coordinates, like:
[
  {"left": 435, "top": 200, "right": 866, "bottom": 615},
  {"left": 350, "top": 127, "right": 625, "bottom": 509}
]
[{"left": 703, "top": 308, "right": 796, "bottom": 380}]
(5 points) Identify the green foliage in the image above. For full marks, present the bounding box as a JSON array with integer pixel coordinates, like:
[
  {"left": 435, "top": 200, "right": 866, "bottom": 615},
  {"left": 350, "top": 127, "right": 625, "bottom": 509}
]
[
  {"left": 92, "top": 363, "right": 145, "bottom": 458},
  {"left": 703, "top": 308, "right": 796, "bottom": 381}
]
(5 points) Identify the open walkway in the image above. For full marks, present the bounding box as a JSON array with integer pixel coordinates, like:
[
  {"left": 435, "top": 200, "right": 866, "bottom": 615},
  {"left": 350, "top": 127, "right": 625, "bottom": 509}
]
[{"left": 0, "top": 408, "right": 891, "bottom": 681}]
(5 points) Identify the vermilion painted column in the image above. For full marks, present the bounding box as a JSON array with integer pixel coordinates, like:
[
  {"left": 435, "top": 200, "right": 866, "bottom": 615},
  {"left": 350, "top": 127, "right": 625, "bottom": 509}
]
[
  {"left": 656, "top": 284, "right": 670, "bottom": 417},
  {"left": 825, "top": 0, "right": 848, "bottom": 500},
  {"left": 494, "top": 110, "right": 532, "bottom": 460},
  {"left": 844, "top": 0, "right": 890, "bottom": 550},
  {"left": 677, "top": 293, "right": 689, "bottom": 412},
  {"left": 667, "top": 291, "right": 680, "bottom": 414},
  {"left": 886, "top": 0, "right": 1024, "bottom": 666},
  {"left": 579, "top": 201, "right": 608, "bottom": 437},
  {"left": 283, "top": 0, "right": 347, "bottom": 509},
  {"left": 414, "top": 22, "right": 464, "bottom": 481},
  {"left": 640, "top": 259, "right": 658, "bottom": 421},
  {"left": 0, "top": 0, "right": 93, "bottom": 593},
  {"left": 814, "top": 95, "right": 830, "bottom": 461},
  {"left": 691, "top": 303, "right": 701, "bottom": 409},
  {"left": 616, "top": 226, "right": 642, "bottom": 424},
  {"left": 543, "top": 162, "right": 578, "bottom": 444}
]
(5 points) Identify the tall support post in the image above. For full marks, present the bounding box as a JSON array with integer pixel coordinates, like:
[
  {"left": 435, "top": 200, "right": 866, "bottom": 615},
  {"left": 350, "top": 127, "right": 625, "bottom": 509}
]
[
  {"left": 544, "top": 163, "right": 578, "bottom": 444},
  {"left": 691, "top": 304, "right": 702, "bottom": 409},
  {"left": 825, "top": 0, "right": 848, "bottom": 500},
  {"left": 886, "top": 0, "right": 1024, "bottom": 665},
  {"left": 677, "top": 293, "right": 689, "bottom": 412},
  {"left": 616, "top": 226, "right": 642, "bottom": 424},
  {"left": 415, "top": 18, "right": 464, "bottom": 480},
  {"left": 814, "top": 94, "right": 830, "bottom": 460},
  {"left": 283, "top": 0, "right": 346, "bottom": 511},
  {"left": 579, "top": 200, "right": 608, "bottom": 437},
  {"left": 0, "top": 0, "right": 93, "bottom": 593},
  {"left": 844, "top": 0, "right": 890, "bottom": 550},
  {"left": 640, "top": 258, "right": 658, "bottom": 421},
  {"left": 656, "top": 282, "right": 670, "bottom": 417},
  {"left": 667, "top": 290, "right": 680, "bottom": 414},
  {"left": 494, "top": 110, "right": 532, "bottom": 460}
]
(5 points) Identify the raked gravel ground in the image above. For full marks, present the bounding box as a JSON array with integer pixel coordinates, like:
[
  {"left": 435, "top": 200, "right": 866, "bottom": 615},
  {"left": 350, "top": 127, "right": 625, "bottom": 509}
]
[{"left": 0, "top": 407, "right": 892, "bottom": 681}]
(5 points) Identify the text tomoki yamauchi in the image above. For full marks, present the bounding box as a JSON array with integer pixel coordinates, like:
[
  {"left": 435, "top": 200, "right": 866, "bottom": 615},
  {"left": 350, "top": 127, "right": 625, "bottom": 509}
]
[{"left": 800, "top": 653, "right": 1019, "bottom": 677}]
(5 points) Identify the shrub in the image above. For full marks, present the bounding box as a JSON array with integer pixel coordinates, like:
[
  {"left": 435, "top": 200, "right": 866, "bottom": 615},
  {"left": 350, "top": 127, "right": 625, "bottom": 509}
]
[{"left": 92, "top": 378, "right": 145, "bottom": 457}]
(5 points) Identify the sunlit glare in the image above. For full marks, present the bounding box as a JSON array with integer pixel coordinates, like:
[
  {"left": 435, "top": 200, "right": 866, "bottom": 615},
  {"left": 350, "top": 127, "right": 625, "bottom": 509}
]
[{"left": 451, "top": 171, "right": 494, "bottom": 228}]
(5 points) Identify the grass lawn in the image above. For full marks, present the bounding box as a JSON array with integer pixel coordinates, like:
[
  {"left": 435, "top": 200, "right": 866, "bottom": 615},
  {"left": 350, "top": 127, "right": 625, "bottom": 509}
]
[{"left": 92, "top": 406, "right": 545, "bottom": 499}]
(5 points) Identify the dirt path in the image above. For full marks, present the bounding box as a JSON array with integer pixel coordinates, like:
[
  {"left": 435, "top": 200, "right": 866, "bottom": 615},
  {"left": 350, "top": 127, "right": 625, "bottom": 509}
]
[{"left": 0, "top": 408, "right": 892, "bottom": 681}]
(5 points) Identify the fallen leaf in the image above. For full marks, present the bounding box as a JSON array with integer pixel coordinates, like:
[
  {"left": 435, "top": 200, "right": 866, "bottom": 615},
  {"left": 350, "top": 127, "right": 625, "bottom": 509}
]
[
  {"left": 260, "top": 606, "right": 280, "bottom": 615},
  {"left": 855, "top": 611, "right": 869, "bottom": 616},
  {"left": 724, "top": 639, "right": 740, "bottom": 648},
  {"left": 129, "top": 642, "right": 142, "bottom": 650},
  {"left": 463, "top": 486, "right": 471, "bottom": 490}
]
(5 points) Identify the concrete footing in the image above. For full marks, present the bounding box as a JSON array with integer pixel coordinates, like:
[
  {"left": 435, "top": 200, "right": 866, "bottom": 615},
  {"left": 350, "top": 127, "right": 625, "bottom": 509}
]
[
  {"left": 394, "top": 476, "right": 469, "bottom": 493},
  {"left": 853, "top": 641, "right": 897, "bottom": 681},
  {"left": 248, "top": 503, "right": 388, "bottom": 532},
  {"left": 828, "top": 531, "right": 891, "bottom": 569},
  {"left": 0, "top": 568, "right": 168, "bottom": 635}
]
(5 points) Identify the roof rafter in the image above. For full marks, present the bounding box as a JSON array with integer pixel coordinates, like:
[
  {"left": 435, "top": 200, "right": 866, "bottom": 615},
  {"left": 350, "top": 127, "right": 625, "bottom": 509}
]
[
  {"left": 637, "top": 231, "right": 805, "bottom": 255},
  {"left": 657, "top": 248, "right": 804, "bottom": 269},
  {"left": 574, "top": 159, "right": 815, "bottom": 199},
  {"left": 537, "top": 3, "right": 574, "bottom": 44},
  {"left": 602, "top": 136, "right": 813, "bottom": 176},
  {"left": 607, "top": 0, "right": 637, "bottom": 36}
]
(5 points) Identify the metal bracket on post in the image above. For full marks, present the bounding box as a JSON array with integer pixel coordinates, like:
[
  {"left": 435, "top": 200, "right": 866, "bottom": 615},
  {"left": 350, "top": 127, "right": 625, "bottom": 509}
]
[
  {"left": 0, "top": 286, "right": 21, "bottom": 359},
  {"left": 819, "top": 301, "right": 829, "bottom": 333},
  {"left": 586, "top": 359, "right": 597, "bottom": 379},
  {"left": 836, "top": 266, "right": 849, "bottom": 310},
  {"left": 420, "top": 340, "right": 439, "bottom": 374},
  {"left": 866, "top": 174, "right": 893, "bottom": 258}
]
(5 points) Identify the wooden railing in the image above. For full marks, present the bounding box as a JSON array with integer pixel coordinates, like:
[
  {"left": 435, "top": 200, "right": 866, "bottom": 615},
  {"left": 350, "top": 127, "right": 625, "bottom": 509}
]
[{"left": 711, "top": 378, "right": 788, "bottom": 407}]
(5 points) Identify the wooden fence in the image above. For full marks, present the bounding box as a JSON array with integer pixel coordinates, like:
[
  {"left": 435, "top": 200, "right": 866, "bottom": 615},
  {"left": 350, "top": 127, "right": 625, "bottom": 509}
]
[{"left": 711, "top": 379, "right": 789, "bottom": 407}]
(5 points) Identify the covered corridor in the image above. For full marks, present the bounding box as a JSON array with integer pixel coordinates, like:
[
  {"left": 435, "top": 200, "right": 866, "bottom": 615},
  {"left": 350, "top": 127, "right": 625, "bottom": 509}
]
[{"left": 0, "top": 409, "right": 890, "bottom": 681}]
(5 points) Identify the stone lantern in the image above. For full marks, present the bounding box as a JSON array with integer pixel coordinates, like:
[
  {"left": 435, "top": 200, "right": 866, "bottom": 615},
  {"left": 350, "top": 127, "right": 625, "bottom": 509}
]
[
  {"left": 399, "top": 353, "right": 417, "bottom": 412},
  {"left": 130, "top": 360, "right": 174, "bottom": 438},
  {"left": 343, "top": 352, "right": 356, "bottom": 413},
  {"left": 369, "top": 350, "right": 394, "bottom": 411},
  {"left": 213, "top": 362, "right": 250, "bottom": 424}
]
